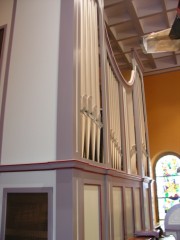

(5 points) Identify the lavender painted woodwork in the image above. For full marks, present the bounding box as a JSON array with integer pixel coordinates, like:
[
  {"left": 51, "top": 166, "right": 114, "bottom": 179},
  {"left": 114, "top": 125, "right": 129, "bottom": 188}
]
[
  {"left": 1, "top": 0, "right": 60, "bottom": 164},
  {"left": 0, "top": 27, "right": 5, "bottom": 63},
  {"left": 0, "top": 159, "right": 152, "bottom": 239},
  {"left": 57, "top": 0, "right": 80, "bottom": 161},
  {"left": 0, "top": 0, "right": 16, "bottom": 163}
]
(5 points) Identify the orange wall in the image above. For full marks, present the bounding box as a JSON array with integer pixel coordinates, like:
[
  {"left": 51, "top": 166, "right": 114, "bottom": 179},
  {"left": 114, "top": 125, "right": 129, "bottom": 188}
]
[{"left": 144, "top": 70, "right": 180, "bottom": 166}]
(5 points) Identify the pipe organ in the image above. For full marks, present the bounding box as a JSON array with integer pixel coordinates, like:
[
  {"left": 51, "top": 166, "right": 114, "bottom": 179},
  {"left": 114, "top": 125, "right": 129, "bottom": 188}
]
[
  {"left": 77, "top": 0, "right": 150, "bottom": 176},
  {"left": 79, "top": 0, "right": 102, "bottom": 162},
  {"left": 0, "top": 0, "right": 154, "bottom": 239},
  {"left": 106, "top": 60, "right": 122, "bottom": 170},
  {"left": 135, "top": 70, "right": 149, "bottom": 176},
  {"left": 123, "top": 86, "right": 137, "bottom": 174}
]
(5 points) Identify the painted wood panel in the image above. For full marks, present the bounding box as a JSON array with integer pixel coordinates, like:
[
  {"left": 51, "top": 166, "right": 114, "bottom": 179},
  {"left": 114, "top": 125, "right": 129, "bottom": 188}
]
[
  {"left": 0, "top": 0, "right": 13, "bottom": 119},
  {"left": 113, "top": 187, "right": 124, "bottom": 240},
  {"left": 84, "top": 185, "right": 101, "bottom": 240},
  {"left": 144, "top": 188, "right": 150, "bottom": 230},
  {"left": 125, "top": 187, "right": 134, "bottom": 238},
  {"left": 1, "top": 0, "right": 60, "bottom": 164},
  {"left": 134, "top": 188, "right": 142, "bottom": 231}
]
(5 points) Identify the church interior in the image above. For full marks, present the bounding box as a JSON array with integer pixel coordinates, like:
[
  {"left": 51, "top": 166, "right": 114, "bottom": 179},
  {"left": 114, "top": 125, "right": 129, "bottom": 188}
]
[{"left": 0, "top": 0, "right": 180, "bottom": 239}]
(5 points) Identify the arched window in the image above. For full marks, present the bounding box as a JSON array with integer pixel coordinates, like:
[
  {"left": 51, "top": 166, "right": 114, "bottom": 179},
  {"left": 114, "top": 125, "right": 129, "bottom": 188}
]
[{"left": 155, "top": 154, "right": 180, "bottom": 220}]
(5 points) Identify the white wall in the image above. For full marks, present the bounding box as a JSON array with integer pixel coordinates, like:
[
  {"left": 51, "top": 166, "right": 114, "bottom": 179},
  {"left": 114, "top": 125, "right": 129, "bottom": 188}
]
[
  {"left": 0, "top": 0, "right": 14, "bottom": 112},
  {"left": 0, "top": 170, "right": 56, "bottom": 240},
  {"left": 1, "top": 0, "right": 61, "bottom": 164}
]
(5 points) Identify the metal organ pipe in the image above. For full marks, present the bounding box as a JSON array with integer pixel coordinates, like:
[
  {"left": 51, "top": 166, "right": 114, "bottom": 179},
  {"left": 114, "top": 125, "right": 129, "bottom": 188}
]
[
  {"left": 77, "top": 0, "right": 149, "bottom": 177},
  {"left": 107, "top": 61, "right": 122, "bottom": 170},
  {"left": 80, "top": 0, "right": 86, "bottom": 158},
  {"left": 80, "top": 0, "right": 102, "bottom": 162},
  {"left": 85, "top": 0, "right": 91, "bottom": 160}
]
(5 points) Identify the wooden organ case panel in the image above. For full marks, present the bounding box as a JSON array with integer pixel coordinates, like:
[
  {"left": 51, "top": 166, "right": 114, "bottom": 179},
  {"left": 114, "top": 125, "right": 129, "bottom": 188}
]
[
  {"left": 112, "top": 187, "right": 124, "bottom": 240},
  {"left": 4, "top": 193, "right": 48, "bottom": 240},
  {"left": 84, "top": 185, "right": 101, "bottom": 240}
]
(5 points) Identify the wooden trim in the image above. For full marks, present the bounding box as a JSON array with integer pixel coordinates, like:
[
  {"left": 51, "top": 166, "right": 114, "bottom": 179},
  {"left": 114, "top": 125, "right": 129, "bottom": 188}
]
[
  {"left": 0, "top": 0, "right": 17, "bottom": 162},
  {"left": 56, "top": 0, "right": 80, "bottom": 160},
  {"left": 0, "top": 25, "right": 7, "bottom": 81},
  {"left": 0, "top": 159, "right": 145, "bottom": 182},
  {"left": 105, "top": 25, "right": 137, "bottom": 88},
  {"left": 83, "top": 184, "right": 103, "bottom": 240}
]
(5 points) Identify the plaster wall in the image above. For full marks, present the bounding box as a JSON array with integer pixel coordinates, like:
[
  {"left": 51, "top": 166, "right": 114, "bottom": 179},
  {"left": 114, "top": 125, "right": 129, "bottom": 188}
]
[
  {"left": 144, "top": 70, "right": 180, "bottom": 165},
  {"left": 1, "top": 0, "right": 61, "bottom": 164}
]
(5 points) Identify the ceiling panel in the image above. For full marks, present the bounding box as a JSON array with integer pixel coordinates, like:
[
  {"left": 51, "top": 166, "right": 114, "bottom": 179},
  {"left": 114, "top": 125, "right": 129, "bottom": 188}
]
[
  {"left": 132, "top": 0, "right": 163, "bottom": 17},
  {"left": 104, "top": 0, "right": 180, "bottom": 75}
]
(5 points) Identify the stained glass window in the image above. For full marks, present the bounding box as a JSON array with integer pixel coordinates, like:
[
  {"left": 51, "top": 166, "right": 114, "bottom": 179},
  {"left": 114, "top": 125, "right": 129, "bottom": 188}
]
[{"left": 155, "top": 154, "right": 180, "bottom": 220}]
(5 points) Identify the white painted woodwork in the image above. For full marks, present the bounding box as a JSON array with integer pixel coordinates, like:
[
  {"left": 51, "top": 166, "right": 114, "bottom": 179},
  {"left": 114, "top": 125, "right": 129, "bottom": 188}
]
[
  {"left": 113, "top": 187, "right": 124, "bottom": 240},
  {"left": 84, "top": 185, "right": 101, "bottom": 240},
  {"left": 0, "top": 0, "right": 153, "bottom": 240},
  {"left": 1, "top": 0, "right": 60, "bottom": 164},
  {"left": 165, "top": 204, "right": 180, "bottom": 239},
  {"left": 134, "top": 188, "right": 142, "bottom": 231},
  {"left": 125, "top": 187, "right": 134, "bottom": 238},
  {"left": 0, "top": 0, "right": 14, "bottom": 112},
  {"left": 144, "top": 188, "right": 151, "bottom": 230}
]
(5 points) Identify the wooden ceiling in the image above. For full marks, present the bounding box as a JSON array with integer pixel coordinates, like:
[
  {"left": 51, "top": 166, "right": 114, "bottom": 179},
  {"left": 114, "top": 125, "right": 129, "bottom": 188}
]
[{"left": 104, "top": 0, "right": 180, "bottom": 75}]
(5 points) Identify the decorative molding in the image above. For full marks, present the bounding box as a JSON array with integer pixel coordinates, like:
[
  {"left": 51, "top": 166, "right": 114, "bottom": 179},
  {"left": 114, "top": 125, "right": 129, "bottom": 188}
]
[
  {"left": 0, "top": 25, "right": 7, "bottom": 81},
  {"left": 0, "top": 0, "right": 17, "bottom": 162},
  {"left": 130, "top": 145, "right": 137, "bottom": 159},
  {"left": 105, "top": 25, "right": 137, "bottom": 88},
  {"left": 0, "top": 159, "right": 144, "bottom": 181}
]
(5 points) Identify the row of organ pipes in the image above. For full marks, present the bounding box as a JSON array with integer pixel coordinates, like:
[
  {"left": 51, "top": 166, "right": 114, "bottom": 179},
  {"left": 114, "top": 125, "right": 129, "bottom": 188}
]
[
  {"left": 80, "top": 0, "right": 102, "bottom": 162},
  {"left": 106, "top": 60, "right": 122, "bottom": 170},
  {"left": 78, "top": 0, "right": 149, "bottom": 176}
]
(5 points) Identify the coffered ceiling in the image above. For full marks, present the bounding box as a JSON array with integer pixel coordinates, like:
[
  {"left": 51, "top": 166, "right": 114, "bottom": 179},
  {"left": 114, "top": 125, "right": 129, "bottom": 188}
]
[{"left": 104, "top": 0, "right": 180, "bottom": 75}]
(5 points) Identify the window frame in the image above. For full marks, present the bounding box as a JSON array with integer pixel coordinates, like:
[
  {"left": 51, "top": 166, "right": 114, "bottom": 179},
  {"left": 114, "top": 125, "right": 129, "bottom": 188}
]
[{"left": 154, "top": 153, "right": 180, "bottom": 221}]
